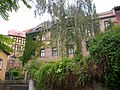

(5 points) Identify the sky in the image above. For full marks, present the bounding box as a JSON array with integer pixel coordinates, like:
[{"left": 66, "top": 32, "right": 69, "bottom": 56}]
[{"left": 0, "top": 0, "right": 120, "bottom": 35}]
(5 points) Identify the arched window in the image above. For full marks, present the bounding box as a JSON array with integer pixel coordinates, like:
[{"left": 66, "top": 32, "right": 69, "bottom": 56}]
[{"left": 0, "top": 58, "right": 3, "bottom": 70}]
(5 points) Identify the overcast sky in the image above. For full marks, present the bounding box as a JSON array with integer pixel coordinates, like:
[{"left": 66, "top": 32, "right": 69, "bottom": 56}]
[{"left": 0, "top": 0, "right": 120, "bottom": 35}]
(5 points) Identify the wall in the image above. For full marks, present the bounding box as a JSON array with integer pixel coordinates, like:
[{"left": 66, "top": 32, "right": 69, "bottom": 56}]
[
  {"left": 0, "top": 52, "right": 9, "bottom": 80},
  {"left": 99, "top": 16, "right": 116, "bottom": 32}
]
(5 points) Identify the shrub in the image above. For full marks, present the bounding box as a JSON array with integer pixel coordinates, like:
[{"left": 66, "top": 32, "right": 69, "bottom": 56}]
[
  {"left": 10, "top": 68, "right": 23, "bottom": 80},
  {"left": 89, "top": 25, "right": 120, "bottom": 88},
  {"left": 26, "top": 58, "right": 89, "bottom": 90}
]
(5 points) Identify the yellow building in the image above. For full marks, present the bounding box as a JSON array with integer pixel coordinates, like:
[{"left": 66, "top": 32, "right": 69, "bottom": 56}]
[{"left": 0, "top": 51, "right": 10, "bottom": 80}]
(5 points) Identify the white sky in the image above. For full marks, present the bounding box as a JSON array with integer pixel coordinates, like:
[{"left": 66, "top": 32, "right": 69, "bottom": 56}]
[{"left": 0, "top": 0, "right": 120, "bottom": 35}]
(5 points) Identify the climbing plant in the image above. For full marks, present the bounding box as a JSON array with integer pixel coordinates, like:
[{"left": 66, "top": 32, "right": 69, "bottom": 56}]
[{"left": 22, "top": 29, "right": 46, "bottom": 65}]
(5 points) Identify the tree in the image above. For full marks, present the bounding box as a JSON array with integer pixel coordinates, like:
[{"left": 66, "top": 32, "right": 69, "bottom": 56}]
[
  {"left": 0, "top": 0, "right": 31, "bottom": 20},
  {"left": 34, "top": 0, "right": 99, "bottom": 57},
  {"left": 0, "top": 0, "right": 31, "bottom": 52},
  {"left": 0, "top": 34, "right": 13, "bottom": 52},
  {"left": 89, "top": 25, "right": 120, "bottom": 88},
  {"left": 22, "top": 0, "right": 99, "bottom": 65}
]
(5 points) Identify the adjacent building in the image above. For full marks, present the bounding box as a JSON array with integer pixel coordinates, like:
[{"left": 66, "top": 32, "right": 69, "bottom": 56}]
[
  {"left": 8, "top": 30, "right": 26, "bottom": 53},
  {"left": 99, "top": 6, "right": 120, "bottom": 31},
  {"left": 8, "top": 29, "right": 31, "bottom": 57},
  {"left": 0, "top": 50, "right": 10, "bottom": 80}
]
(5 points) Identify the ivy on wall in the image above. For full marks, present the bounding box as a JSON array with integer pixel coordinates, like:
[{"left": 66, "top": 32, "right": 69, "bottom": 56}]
[{"left": 22, "top": 32, "right": 39, "bottom": 65}]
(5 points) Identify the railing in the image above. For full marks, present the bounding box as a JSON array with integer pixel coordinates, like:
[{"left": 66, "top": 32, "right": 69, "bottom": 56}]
[{"left": 0, "top": 80, "right": 29, "bottom": 90}]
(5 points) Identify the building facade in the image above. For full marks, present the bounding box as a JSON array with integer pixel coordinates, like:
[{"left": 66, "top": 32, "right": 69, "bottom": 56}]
[
  {"left": 8, "top": 29, "right": 31, "bottom": 57},
  {"left": 98, "top": 6, "right": 120, "bottom": 31},
  {"left": 24, "top": 6, "right": 120, "bottom": 62},
  {"left": 24, "top": 21, "right": 87, "bottom": 62},
  {"left": 7, "top": 30, "right": 31, "bottom": 70},
  {"left": 0, "top": 51, "right": 10, "bottom": 80},
  {"left": 8, "top": 30, "right": 26, "bottom": 53}
]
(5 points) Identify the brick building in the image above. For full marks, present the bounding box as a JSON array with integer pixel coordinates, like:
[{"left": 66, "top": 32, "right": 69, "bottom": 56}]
[
  {"left": 24, "top": 6, "right": 120, "bottom": 61},
  {"left": 98, "top": 6, "right": 120, "bottom": 31}
]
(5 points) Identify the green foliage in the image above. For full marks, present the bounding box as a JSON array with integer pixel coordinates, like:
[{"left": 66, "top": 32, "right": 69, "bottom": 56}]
[
  {"left": 34, "top": 0, "right": 99, "bottom": 57},
  {"left": 22, "top": 0, "right": 99, "bottom": 65},
  {"left": 0, "top": 0, "right": 31, "bottom": 20},
  {"left": 22, "top": 31, "right": 45, "bottom": 65},
  {"left": 26, "top": 58, "right": 89, "bottom": 90},
  {"left": 0, "top": 34, "right": 13, "bottom": 52},
  {"left": 10, "top": 68, "right": 23, "bottom": 80},
  {"left": 89, "top": 25, "right": 120, "bottom": 88},
  {"left": 22, "top": 32, "right": 38, "bottom": 65}
]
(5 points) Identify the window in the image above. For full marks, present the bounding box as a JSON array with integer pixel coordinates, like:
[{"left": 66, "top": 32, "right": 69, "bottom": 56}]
[
  {"left": 18, "top": 39, "right": 22, "bottom": 43},
  {"left": 67, "top": 45, "right": 74, "bottom": 54},
  {"left": 13, "top": 37, "right": 17, "bottom": 42},
  {"left": 104, "top": 21, "right": 110, "bottom": 30},
  {"left": 40, "top": 49, "right": 45, "bottom": 58},
  {"left": 17, "top": 46, "right": 23, "bottom": 51},
  {"left": 13, "top": 44, "right": 18, "bottom": 51},
  {"left": 23, "top": 40, "right": 25, "bottom": 44},
  {"left": 0, "top": 58, "right": 3, "bottom": 70},
  {"left": 52, "top": 47, "right": 58, "bottom": 56},
  {"left": 41, "top": 35, "right": 45, "bottom": 41},
  {"left": 33, "top": 36, "right": 36, "bottom": 41}
]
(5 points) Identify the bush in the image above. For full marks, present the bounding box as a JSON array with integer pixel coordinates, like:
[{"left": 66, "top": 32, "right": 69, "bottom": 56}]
[
  {"left": 26, "top": 58, "right": 89, "bottom": 90},
  {"left": 10, "top": 68, "right": 23, "bottom": 80},
  {"left": 89, "top": 26, "right": 120, "bottom": 88}
]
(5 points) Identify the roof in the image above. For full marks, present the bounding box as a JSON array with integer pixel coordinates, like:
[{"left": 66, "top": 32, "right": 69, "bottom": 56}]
[
  {"left": 27, "top": 21, "right": 52, "bottom": 34},
  {"left": 1, "top": 50, "right": 11, "bottom": 55},
  {"left": 8, "top": 29, "right": 31, "bottom": 38},
  {"left": 98, "top": 10, "right": 115, "bottom": 19},
  {"left": 98, "top": 6, "right": 120, "bottom": 19},
  {"left": 8, "top": 30, "right": 26, "bottom": 37}
]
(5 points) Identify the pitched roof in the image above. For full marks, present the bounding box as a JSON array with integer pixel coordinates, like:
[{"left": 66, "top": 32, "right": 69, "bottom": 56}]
[{"left": 8, "top": 30, "right": 26, "bottom": 37}]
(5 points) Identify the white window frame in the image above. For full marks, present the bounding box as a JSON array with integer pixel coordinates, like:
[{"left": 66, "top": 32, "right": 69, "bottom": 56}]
[{"left": 40, "top": 49, "right": 45, "bottom": 58}]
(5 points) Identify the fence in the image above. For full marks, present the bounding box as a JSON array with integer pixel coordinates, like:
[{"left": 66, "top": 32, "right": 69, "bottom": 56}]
[{"left": 0, "top": 80, "right": 29, "bottom": 90}]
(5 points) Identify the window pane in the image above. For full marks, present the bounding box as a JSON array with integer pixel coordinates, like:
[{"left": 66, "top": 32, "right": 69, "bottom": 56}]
[
  {"left": 52, "top": 47, "right": 58, "bottom": 56},
  {"left": 68, "top": 45, "right": 74, "bottom": 54},
  {"left": 104, "top": 21, "right": 110, "bottom": 30},
  {"left": 40, "top": 49, "right": 45, "bottom": 58}
]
